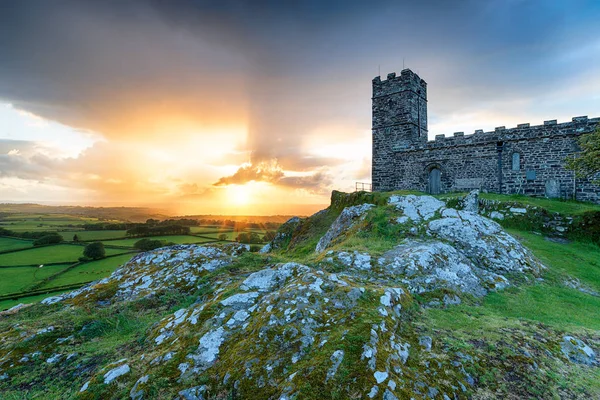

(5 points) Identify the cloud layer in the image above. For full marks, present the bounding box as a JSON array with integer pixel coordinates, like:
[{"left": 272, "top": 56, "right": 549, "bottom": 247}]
[{"left": 1, "top": 0, "right": 600, "bottom": 212}]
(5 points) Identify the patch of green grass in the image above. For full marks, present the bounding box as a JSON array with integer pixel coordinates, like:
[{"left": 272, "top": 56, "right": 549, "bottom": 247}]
[
  {"left": 506, "top": 229, "right": 600, "bottom": 291},
  {"left": 0, "top": 237, "right": 33, "bottom": 252},
  {"left": 196, "top": 231, "right": 238, "bottom": 240},
  {"left": 0, "top": 264, "right": 73, "bottom": 295},
  {"left": 424, "top": 228, "right": 600, "bottom": 333},
  {"left": 0, "top": 245, "right": 127, "bottom": 266},
  {"left": 104, "top": 235, "right": 215, "bottom": 248},
  {"left": 0, "top": 289, "right": 193, "bottom": 398},
  {"left": 189, "top": 226, "right": 234, "bottom": 234},
  {"left": 59, "top": 230, "right": 128, "bottom": 241},
  {"left": 40, "top": 253, "right": 135, "bottom": 288}
]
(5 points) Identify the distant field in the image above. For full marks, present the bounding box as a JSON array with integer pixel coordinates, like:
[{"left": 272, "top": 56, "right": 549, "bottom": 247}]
[
  {"left": 189, "top": 226, "right": 234, "bottom": 234},
  {"left": 59, "top": 230, "right": 128, "bottom": 241},
  {"left": 105, "top": 235, "right": 216, "bottom": 248},
  {"left": 0, "top": 213, "right": 112, "bottom": 232},
  {"left": 198, "top": 231, "right": 239, "bottom": 240},
  {"left": 42, "top": 253, "right": 135, "bottom": 288},
  {"left": 1, "top": 213, "right": 95, "bottom": 222},
  {"left": 0, "top": 224, "right": 70, "bottom": 232},
  {"left": 0, "top": 209, "right": 283, "bottom": 309},
  {"left": 0, "top": 245, "right": 129, "bottom": 266},
  {"left": 0, "top": 263, "right": 72, "bottom": 294},
  {"left": 0, "top": 237, "right": 33, "bottom": 252}
]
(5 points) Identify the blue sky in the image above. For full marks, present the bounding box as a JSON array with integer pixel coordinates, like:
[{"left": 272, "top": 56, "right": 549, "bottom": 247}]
[{"left": 0, "top": 0, "right": 599, "bottom": 213}]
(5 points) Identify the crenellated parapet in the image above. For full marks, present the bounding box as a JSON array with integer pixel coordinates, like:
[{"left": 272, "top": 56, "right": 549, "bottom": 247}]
[
  {"left": 372, "top": 69, "right": 427, "bottom": 99},
  {"left": 394, "top": 116, "right": 600, "bottom": 153}
]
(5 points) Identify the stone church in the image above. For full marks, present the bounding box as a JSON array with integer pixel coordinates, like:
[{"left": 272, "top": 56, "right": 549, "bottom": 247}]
[{"left": 371, "top": 69, "right": 600, "bottom": 203}]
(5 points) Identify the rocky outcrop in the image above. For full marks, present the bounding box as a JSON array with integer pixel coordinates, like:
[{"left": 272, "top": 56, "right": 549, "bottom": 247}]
[
  {"left": 315, "top": 203, "right": 374, "bottom": 253},
  {"left": 561, "top": 336, "right": 598, "bottom": 366},
  {"left": 461, "top": 189, "right": 480, "bottom": 213},
  {"left": 260, "top": 216, "right": 302, "bottom": 253},
  {"left": 0, "top": 193, "right": 594, "bottom": 400},
  {"left": 42, "top": 243, "right": 249, "bottom": 305}
]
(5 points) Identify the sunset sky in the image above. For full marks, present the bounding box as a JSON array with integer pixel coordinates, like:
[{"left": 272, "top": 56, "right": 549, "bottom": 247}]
[{"left": 1, "top": 0, "right": 600, "bottom": 215}]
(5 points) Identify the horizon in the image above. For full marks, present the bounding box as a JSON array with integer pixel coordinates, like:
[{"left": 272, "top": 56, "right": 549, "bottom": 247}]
[{"left": 1, "top": 0, "right": 600, "bottom": 214}]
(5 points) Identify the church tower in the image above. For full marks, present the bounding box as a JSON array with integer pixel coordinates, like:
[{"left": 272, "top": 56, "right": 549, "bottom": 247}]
[{"left": 372, "top": 69, "right": 428, "bottom": 191}]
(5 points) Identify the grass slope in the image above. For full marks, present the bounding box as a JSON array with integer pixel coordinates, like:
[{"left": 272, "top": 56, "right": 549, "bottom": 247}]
[
  {"left": 0, "top": 237, "right": 33, "bottom": 252},
  {"left": 0, "top": 245, "right": 128, "bottom": 267}
]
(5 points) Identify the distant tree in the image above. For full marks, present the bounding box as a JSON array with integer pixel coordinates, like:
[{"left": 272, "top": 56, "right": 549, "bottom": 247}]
[
  {"left": 33, "top": 233, "right": 63, "bottom": 246},
  {"left": 218, "top": 233, "right": 227, "bottom": 241},
  {"left": 235, "top": 232, "right": 261, "bottom": 244},
  {"left": 566, "top": 126, "right": 600, "bottom": 184},
  {"left": 83, "top": 242, "right": 106, "bottom": 260},
  {"left": 134, "top": 238, "right": 166, "bottom": 251},
  {"left": 73, "top": 234, "right": 79, "bottom": 242}
]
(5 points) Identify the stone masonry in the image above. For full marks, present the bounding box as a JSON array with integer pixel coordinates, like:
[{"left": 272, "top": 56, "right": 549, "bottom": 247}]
[{"left": 372, "top": 69, "right": 600, "bottom": 203}]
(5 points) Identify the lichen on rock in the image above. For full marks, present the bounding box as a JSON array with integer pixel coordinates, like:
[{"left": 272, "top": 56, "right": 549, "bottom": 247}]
[{"left": 0, "top": 192, "right": 593, "bottom": 400}]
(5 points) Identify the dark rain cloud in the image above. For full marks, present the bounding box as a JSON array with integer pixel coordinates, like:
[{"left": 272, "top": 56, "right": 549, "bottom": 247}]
[{"left": 1, "top": 0, "right": 600, "bottom": 192}]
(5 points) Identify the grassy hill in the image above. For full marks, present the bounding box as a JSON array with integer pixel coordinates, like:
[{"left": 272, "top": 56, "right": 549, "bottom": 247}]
[{"left": 0, "top": 191, "right": 598, "bottom": 399}]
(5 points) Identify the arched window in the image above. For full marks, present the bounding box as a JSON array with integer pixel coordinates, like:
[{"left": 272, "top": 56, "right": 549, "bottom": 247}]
[{"left": 512, "top": 152, "right": 521, "bottom": 171}]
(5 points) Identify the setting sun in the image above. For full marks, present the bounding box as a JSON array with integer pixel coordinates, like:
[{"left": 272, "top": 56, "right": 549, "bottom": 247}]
[{"left": 227, "top": 184, "right": 253, "bottom": 206}]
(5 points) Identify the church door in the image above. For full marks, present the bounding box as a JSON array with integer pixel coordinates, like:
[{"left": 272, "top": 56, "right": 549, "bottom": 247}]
[{"left": 428, "top": 168, "right": 441, "bottom": 195}]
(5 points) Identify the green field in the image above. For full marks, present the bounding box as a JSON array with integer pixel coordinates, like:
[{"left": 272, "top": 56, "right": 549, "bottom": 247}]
[
  {"left": 105, "top": 235, "right": 217, "bottom": 248},
  {"left": 198, "top": 231, "right": 241, "bottom": 240},
  {"left": 0, "top": 208, "right": 281, "bottom": 307},
  {"left": 0, "top": 237, "right": 33, "bottom": 252},
  {"left": 189, "top": 226, "right": 234, "bottom": 234},
  {"left": 0, "top": 245, "right": 130, "bottom": 266},
  {"left": 59, "top": 230, "right": 128, "bottom": 241},
  {"left": 0, "top": 263, "right": 73, "bottom": 294},
  {"left": 41, "top": 253, "right": 135, "bottom": 288}
]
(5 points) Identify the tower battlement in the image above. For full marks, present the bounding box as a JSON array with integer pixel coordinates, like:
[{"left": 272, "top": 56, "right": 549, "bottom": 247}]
[
  {"left": 372, "top": 69, "right": 427, "bottom": 99},
  {"left": 372, "top": 69, "right": 428, "bottom": 191}
]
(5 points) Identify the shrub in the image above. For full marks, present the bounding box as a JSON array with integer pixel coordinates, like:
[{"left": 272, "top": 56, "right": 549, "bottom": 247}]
[
  {"left": 134, "top": 238, "right": 168, "bottom": 251},
  {"left": 568, "top": 211, "right": 600, "bottom": 245},
  {"left": 249, "top": 245, "right": 262, "bottom": 252},
  {"left": 33, "top": 233, "right": 63, "bottom": 246},
  {"left": 83, "top": 242, "right": 106, "bottom": 259}
]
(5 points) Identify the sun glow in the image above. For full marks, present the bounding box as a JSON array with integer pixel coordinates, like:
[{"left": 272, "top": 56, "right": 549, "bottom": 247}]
[{"left": 227, "top": 184, "right": 253, "bottom": 206}]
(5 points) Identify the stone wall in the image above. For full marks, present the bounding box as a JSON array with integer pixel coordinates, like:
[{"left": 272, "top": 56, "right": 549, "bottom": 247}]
[
  {"left": 371, "top": 69, "right": 600, "bottom": 203},
  {"left": 388, "top": 117, "right": 600, "bottom": 203}
]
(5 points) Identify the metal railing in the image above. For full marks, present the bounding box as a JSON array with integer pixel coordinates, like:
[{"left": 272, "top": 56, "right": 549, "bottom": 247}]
[{"left": 355, "top": 182, "right": 372, "bottom": 192}]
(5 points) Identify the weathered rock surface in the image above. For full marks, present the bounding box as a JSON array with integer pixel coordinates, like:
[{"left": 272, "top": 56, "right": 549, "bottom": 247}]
[
  {"left": 316, "top": 203, "right": 374, "bottom": 253},
  {"left": 461, "top": 189, "right": 480, "bottom": 213},
  {"left": 260, "top": 216, "right": 302, "bottom": 253},
  {"left": 561, "top": 336, "right": 598, "bottom": 366},
  {"left": 42, "top": 243, "right": 249, "bottom": 305},
  {"left": 0, "top": 193, "right": 594, "bottom": 400}
]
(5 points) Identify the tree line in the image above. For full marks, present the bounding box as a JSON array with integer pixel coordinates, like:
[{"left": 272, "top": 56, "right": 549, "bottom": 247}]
[
  {"left": 125, "top": 224, "right": 190, "bottom": 237},
  {"left": 81, "top": 218, "right": 280, "bottom": 232}
]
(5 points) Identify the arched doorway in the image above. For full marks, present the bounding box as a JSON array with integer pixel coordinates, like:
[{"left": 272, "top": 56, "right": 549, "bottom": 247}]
[{"left": 428, "top": 168, "right": 441, "bottom": 195}]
